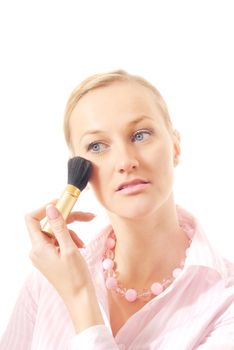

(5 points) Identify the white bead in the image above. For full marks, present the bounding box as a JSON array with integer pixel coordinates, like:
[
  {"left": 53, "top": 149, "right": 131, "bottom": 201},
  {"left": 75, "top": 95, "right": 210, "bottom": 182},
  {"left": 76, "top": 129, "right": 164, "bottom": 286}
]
[
  {"left": 102, "top": 258, "right": 114, "bottom": 270},
  {"left": 125, "top": 289, "right": 137, "bottom": 302},
  {"left": 151, "top": 282, "right": 163, "bottom": 295},
  {"left": 172, "top": 267, "right": 182, "bottom": 278}
]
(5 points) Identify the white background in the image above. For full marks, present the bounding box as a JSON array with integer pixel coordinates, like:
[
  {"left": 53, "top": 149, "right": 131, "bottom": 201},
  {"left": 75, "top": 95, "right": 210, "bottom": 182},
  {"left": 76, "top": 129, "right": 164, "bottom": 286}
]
[{"left": 0, "top": 0, "right": 233, "bottom": 336}]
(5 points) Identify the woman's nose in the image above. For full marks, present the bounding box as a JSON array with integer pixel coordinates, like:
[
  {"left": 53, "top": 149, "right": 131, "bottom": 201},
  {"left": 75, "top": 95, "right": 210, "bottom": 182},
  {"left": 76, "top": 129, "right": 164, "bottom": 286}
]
[{"left": 115, "top": 150, "right": 139, "bottom": 174}]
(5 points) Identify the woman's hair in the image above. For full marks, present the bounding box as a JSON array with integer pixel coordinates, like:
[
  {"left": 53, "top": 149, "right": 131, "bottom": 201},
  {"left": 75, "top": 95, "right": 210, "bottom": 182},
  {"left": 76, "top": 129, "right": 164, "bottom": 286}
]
[{"left": 63, "top": 69, "right": 173, "bottom": 151}]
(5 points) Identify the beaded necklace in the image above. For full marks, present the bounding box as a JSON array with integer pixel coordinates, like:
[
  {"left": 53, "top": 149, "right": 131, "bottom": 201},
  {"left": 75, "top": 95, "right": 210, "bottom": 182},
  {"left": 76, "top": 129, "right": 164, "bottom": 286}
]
[{"left": 102, "top": 230, "right": 192, "bottom": 302}]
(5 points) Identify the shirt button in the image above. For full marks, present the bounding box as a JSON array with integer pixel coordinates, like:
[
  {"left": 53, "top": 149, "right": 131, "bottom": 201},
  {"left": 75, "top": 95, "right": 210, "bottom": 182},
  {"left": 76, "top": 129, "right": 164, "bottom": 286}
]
[{"left": 117, "top": 344, "right": 125, "bottom": 350}]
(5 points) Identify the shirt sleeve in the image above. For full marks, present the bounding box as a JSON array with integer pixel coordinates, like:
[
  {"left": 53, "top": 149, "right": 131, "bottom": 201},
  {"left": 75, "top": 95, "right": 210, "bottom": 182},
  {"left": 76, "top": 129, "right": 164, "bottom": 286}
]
[
  {"left": 195, "top": 302, "right": 234, "bottom": 350},
  {"left": 0, "top": 272, "right": 38, "bottom": 350},
  {"left": 70, "top": 325, "right": 121, "bottom": 349}
]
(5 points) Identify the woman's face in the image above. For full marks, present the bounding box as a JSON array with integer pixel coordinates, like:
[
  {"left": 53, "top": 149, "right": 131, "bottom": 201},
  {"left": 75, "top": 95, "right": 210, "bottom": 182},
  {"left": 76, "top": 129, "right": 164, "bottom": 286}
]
[{"left": 69, "top": 81, "right": 180, "bottom": 219}]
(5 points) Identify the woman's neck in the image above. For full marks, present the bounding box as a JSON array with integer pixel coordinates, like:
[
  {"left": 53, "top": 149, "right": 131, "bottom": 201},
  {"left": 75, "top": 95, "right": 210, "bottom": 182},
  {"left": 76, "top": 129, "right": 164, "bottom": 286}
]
[{"left": 107, "top": 203, "right": 190, "bottom": 290}]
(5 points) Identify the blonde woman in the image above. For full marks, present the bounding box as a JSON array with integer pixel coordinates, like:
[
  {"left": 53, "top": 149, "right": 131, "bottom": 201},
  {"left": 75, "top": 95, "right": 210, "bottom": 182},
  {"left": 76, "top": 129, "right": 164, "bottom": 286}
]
[{"left": 1, "top": 70, "right": 234, "bottom": 349}]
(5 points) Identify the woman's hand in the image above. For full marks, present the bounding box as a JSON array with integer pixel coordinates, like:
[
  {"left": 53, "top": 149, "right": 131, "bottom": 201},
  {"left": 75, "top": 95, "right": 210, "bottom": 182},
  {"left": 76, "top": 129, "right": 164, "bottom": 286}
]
[
  {"left": 25, "top": 203, "right": 96, "bottom": 303},
  {"left": 25, "top": 203, "right": 104, "bottom": 333}
]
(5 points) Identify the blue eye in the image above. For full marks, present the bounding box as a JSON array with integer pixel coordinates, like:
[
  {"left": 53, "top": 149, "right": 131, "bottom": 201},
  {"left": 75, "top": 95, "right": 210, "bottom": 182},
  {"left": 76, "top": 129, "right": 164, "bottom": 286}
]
[
  {"left": 132, "top": 130, "right": 151, "bottom": 142},
  {"left": 87, "top": 142, "right": 107, "bottom": 153}
]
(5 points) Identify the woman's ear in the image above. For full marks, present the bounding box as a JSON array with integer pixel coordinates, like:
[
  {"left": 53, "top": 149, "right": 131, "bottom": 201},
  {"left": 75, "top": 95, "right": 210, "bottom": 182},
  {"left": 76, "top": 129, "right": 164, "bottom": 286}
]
[{"left": 172, "top": 129, "right": 181, "bottom": 166}]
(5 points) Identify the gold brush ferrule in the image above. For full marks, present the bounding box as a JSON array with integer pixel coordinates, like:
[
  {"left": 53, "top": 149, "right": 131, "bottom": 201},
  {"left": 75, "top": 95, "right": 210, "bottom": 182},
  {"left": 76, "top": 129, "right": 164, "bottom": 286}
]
[{"left": 41, "top": 184, "right": 81, "bottom": 237}]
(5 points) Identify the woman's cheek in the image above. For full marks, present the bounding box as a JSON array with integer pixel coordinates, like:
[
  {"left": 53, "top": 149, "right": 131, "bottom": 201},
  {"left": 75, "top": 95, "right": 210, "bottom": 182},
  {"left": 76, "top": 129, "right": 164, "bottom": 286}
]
[{"left": 89, "top": 164, "right": 102, "bottom": 190}]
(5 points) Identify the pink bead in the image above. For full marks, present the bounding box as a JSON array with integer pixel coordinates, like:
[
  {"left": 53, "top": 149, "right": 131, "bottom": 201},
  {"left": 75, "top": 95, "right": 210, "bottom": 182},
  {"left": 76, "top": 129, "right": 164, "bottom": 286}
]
[
  {"left": 125, "top": 289, "right": 137, "bottom": 302},
  {"left": 102, "top": 258, "right": 114, "bottom": 270},
  {"left": 172, "top": 268, "right": 182, "bottom": 278},
  {"left": 105, "top": 276, "right": 117, "bottom": 289},
  {"left": 150, "top": 282, "right": 164, "bottom": 296},
  {"left": 106, "top": 237, "right": 116, "bottom": 249}
]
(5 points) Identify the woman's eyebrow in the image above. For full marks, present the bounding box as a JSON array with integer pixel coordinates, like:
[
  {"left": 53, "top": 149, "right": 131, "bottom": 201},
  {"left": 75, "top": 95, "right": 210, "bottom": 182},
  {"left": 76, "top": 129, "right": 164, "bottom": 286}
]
[
  {"left": 80, "top": 115, "right": 154, "bottom": 142},
  {"left": 127, "top": 115, "right": 154, "bottom": 126}
]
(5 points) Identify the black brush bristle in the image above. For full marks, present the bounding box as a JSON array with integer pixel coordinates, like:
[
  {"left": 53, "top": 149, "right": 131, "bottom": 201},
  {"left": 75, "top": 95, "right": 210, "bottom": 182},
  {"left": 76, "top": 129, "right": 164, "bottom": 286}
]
[{"left": 67, "top": 156, "right": 93, "bottom": 191}]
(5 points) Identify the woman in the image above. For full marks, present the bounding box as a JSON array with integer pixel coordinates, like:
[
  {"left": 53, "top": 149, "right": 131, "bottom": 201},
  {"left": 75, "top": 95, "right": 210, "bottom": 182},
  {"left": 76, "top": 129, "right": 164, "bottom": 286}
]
[{"left": 1, "top": 70, "right": 234, "bottom": 349}]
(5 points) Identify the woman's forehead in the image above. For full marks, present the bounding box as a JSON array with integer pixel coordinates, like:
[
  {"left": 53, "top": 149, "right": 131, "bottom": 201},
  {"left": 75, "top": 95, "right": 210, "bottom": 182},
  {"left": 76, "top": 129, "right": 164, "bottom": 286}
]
[{"left": 70, "top": 81, "right": 163, "bottom": 126}]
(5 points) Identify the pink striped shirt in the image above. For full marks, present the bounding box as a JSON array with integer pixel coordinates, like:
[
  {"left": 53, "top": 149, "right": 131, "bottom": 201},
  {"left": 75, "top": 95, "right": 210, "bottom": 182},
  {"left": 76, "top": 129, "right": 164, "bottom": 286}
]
[{"left": 1, "top": 205, "right": 234, "bottom": 349}]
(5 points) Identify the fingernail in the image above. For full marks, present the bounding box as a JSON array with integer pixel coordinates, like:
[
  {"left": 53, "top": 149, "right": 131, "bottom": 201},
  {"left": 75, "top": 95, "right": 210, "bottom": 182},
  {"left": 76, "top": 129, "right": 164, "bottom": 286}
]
[{"left": 46, "top": 204, "right": 59, "bottom": 220}]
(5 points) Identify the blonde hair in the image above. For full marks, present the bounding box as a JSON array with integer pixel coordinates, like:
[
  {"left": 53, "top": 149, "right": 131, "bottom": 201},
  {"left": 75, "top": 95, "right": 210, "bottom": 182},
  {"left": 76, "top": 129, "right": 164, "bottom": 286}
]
[{"left": 63, "top": 69, "right": 173, "bottom": 150}]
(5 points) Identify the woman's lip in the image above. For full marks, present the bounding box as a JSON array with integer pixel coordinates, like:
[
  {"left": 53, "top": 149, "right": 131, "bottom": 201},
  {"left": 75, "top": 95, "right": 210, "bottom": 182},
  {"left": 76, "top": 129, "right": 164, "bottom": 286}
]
[{"left": 117, "top": 182, "right": 150, "bottom": 195}]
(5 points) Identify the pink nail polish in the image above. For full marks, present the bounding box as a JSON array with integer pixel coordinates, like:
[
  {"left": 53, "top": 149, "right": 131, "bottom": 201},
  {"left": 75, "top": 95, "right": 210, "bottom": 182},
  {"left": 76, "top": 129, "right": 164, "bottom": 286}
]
[{"left": 46, "top": 204, "right": 59, "bottom": 220}]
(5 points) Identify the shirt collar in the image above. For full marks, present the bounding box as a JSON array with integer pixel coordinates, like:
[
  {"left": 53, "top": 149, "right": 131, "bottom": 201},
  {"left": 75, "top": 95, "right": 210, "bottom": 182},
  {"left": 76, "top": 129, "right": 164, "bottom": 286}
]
[{"left": 177, "top": 205, "right": 229, "bottom": 282}]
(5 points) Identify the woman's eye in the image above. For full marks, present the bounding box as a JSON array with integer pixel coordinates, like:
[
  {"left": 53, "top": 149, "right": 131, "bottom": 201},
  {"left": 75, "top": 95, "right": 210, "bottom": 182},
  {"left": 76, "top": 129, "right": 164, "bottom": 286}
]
[
  {"left": 132, "top": 130, "right": 151, "bottom": 142},
  {"left": 87, "top": 142, "right": 107, "bottom": 153}
]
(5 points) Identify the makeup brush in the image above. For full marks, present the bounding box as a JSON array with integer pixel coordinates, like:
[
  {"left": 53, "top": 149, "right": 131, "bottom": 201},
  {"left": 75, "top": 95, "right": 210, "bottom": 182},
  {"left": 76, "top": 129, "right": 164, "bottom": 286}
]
[{"left": 41, "top": 156, "right": 93, "bottom": 237}]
